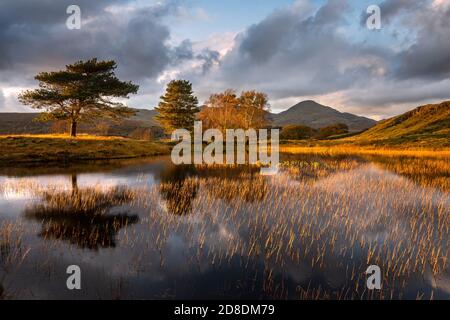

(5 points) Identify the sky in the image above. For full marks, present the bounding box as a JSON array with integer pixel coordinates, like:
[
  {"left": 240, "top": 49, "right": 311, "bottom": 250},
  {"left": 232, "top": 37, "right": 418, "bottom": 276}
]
[{"left": 0, "top": 0, "right": 449, "bottom": 120}]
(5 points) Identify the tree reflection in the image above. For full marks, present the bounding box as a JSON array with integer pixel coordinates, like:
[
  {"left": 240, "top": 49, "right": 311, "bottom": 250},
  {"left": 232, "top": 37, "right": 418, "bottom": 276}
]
[
  {"left": 25, "top": 174, "right": 138, "bottom": 250},
  {"left": 158, "top": 165, "right": 199, "bottom": 215}
]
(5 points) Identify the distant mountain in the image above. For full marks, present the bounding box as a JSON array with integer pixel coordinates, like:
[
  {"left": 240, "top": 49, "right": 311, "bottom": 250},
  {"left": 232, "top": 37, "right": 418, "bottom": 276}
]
[
  {"left": 0, "top": 101, "right": 376, "bottom": 136},
  {"left": 0, "top": 108, "right": 160, "bottom": 136},
  {"left": 0, "top": 113, "right": 51, "bottom": 134},
  {"left": 351, "top": 101, "right": 450, "bottom": 147},
  {"left": 270, "top": 100, "right": 376, "bottom": 132}
]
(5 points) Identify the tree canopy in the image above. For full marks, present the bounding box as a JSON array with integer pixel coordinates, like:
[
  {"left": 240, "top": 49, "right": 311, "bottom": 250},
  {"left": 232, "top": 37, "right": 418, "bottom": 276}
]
[
  {"left": 280, "top": 125, "right": 317, "bottom": 140},
  {"left": 198, "top": 89, "right": 270, "bottom": 131},
  {"left": 318, "top": 123, "right": 349, "bottom": 138},
  {"left": 155, "top": 80, "right": 199, "bottom": 133},
  {"left": 19, "top": 58, "right": 139, "bottom": 137}
]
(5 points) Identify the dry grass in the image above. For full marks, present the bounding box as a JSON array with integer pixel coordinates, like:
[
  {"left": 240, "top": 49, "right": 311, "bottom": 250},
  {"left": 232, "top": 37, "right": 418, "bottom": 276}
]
[
  {"left": 0, "top": 134, "right": 170, "bottom": 164},
  {"left": 0, "top": 222, "right": 27, "bottom": 271},
  {"left": 136, "top": 165, "right": 449, "bottom": 299},
  {"left": 0, "top": 134, "right": 128, "bottom": 141},
  {"left": 0, "top": 156, "right": 448, "bottom": 299},
  {"left": 280, "top": 144, "right": 450, "bottom": 158},
  {"left": 23, "top": 186, "right": 139, "bottom": 250}
]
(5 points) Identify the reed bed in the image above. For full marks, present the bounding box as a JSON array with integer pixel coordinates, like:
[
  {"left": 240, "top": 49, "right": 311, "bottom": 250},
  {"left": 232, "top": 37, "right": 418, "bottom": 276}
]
[
  {"left": 280, "top": 145, "right": 450, "bottom": 158},
  {"left": 143, "top": 170, "right": 448, "bottom": 299},
  {"left": 0, "top": 155, "right": 448, "bottom": 299}
]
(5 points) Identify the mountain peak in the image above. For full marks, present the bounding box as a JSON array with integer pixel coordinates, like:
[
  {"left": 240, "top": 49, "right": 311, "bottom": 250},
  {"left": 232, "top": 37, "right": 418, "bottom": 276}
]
[
  {"left": 272, "top": 101, "right": 376, "bottom": 132},
  {"left": 291, "top": 100, "right": 322, "bottom": 108}
]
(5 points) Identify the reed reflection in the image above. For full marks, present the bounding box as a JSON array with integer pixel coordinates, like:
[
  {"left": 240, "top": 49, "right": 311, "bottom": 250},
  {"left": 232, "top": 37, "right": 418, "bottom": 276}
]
[
  {"left": 158, "top": 165, "right": 199, "bottom": 215},
  {"left": 24, "top": 174, "right": 138, "bottom": 250}
]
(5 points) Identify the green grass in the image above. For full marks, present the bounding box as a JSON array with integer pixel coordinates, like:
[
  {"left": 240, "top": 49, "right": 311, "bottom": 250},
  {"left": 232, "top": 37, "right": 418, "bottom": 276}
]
[{"left": 0, "top": 134, "right": 170, "bottom": 165}]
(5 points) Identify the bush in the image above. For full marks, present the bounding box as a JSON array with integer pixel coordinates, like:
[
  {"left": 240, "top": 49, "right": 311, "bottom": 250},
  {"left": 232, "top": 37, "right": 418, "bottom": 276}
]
[
  {"left": 317, "top": 123, "right": 349, "bottom": 139},
  {"left": 129, "top": 126, "right": 164, "bottom": 140},
  {"left": 280, "top": 125, "right": 317, "bottom": 140}
]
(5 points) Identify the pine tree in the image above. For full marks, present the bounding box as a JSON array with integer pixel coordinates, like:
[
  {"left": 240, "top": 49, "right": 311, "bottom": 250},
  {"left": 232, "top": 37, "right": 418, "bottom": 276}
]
[
  {"left": 19, "top": 58, "right": 139, "bottom": 137},
  {"left": 155, "top": 80, "right": 199, "bottom": 133}
]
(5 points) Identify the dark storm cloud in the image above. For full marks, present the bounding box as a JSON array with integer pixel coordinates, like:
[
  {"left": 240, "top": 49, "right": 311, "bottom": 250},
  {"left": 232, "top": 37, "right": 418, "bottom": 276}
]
[
  {"left": 0, "top": 0, "right": 188, "bottom": 84},
  {"left": 1, "top": 0, "right": 449, "bottom": 115},
  {"left": 237, "top": 0, "right": 350, "bottom": 65},
  {"left": 0, "top": 0, "right": 121, "bottom": 27},
  {"left": 214, "top": 0, "right": 390, "bottom": 99},
  {"left": 238, "top": 8, "right": 301, "bottom": 64},
  {"left": 170, "top": 39, "right": 195, "bottom": 64},
  {"left": 196, "top": 49, "right": 220, "bottom": 74},
  {"left": 356, "top": 0, "right": 450, "bottom": 80},
  {"left": 395, "top": 4, "right": 450, "bottom": 80},
  {"left": 188, "top": 0, "right": 449, "bottom": 114}
]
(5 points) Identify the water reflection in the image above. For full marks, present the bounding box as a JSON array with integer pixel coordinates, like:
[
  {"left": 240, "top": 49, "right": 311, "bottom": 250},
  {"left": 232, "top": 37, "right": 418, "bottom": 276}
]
[
  {"left": 157, "top": 164, "right": 270, "bottom": 214},
  {"left": 159, "top": 165, "right": 199, "bottom": 215},
  {"left": 24, "top": 174, "right": 139, "bottom": 249},
  {"left": 0, "top": 155, "right": 448, "bottom": 299}
]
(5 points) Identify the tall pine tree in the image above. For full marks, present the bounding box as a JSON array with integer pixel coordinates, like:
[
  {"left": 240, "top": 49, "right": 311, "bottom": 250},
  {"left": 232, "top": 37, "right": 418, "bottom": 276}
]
[
  {"left": 155, "top": 80, "right": 199, "bottom": 133},
  {"left": 19, "top": 58, "right": 139, "bottom": 137}
]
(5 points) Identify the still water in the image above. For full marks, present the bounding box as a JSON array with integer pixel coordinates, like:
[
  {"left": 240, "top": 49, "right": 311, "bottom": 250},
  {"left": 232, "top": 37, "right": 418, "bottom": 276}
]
[{"left": 0, "top": 155, "right": 448, "bottom": 299}]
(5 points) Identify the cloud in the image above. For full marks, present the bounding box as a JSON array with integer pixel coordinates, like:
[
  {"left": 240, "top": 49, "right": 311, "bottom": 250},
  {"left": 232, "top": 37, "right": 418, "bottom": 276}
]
[
  {"left": 192, "top": 0, "right": 391, "bottom": 101},
  {"left": 0, "top": 0, "right": 207, "bottom": 110},
  {"left": 0, "top": 90, "right": 5, "bottom": 110},
  {"left": 0, "top": 0, "right": 449, "bottom": 116},
  {"left": 170, "top": 39, "right": 195, "bottom": 64},
  {"left": 394, "top": 2, "right": 450, "bottom": 80},
  {"left": 0, "top": 1, "right": 175, "bottom": 83},
  {"left": 184, "top": 0, "right": 450, "bottom": 115},
  {"left": 196, "top": 49, "right": 221, "bottom": 74},
  {"left": 359, "top": 0, "right": 427, "bottom": 26}
]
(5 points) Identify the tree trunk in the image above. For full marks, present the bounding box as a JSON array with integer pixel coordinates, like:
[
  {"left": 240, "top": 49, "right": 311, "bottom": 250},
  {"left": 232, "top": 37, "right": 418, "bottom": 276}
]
[
  {"left": 70, "top": 121, "right": 77, "bottom": 137},
  {"left": 71, "top": 173, "right": 79, "bottom": 196}
]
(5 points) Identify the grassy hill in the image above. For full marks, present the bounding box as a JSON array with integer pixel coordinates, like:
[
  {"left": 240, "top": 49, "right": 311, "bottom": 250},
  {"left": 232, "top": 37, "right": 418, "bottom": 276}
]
[{"left": 347, "top": 101, "right": 450, "bottom": 148}]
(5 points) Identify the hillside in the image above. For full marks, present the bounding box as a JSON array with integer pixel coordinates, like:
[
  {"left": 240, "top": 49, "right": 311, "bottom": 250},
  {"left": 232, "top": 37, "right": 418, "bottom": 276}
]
[
  {"left": 271, "top": 100, "right": 376, "bottom": 132},
  {"left": 0, "top": 109, "right": 160, "bottom": 137},
  {"left": 349, "top": 101, "right": 450, "bottom": 147},
  {"left": 0, "top": 101, "right": 375, "bottom": 136}
]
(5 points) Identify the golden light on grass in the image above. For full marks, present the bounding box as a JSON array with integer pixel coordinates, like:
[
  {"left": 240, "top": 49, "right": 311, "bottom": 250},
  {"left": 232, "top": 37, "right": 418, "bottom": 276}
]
[
  {"left": 280, "top": 145, "right": 450, "bottom": 158},
  {"left": 0, "top": 134, "right": 128, "bottom": 141},
  {"left": 0, "top": 134, "right": 170, "bottom": 164},
  {"left": 0, "top": 155, "right": 448, "bottom": 299}
]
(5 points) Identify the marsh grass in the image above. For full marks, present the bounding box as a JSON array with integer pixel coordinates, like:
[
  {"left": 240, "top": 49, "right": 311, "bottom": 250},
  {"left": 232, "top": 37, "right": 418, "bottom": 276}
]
[
  {"left": 0, "top": 155, "right": 448, "bottom": 299},
  {"left": 28, "top": 186, "right": 135, "bottom": 217},
  {"left": 154, "top": 158, "right": 448, "bottom": 299},
  {"left": 0, "top": 222, "right": 27, "bottom": 272},
  {"left": 125, "top": 158, "right": 448, "bottom": 299},
  {"left": 24, "top": 186, "right": 139, "bottom": 249},
  {"left": 279, "top": 145, "right": 450, "bottom": 158}
]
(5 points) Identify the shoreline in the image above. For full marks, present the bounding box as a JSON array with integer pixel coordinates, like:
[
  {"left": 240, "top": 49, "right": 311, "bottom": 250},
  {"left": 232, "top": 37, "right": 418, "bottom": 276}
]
[
  {"left": 0, "top": 134, "right": 171, "bottom": 166},
  {"left": 1, "top": 134, "right": 448, "bottom": 166}
]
